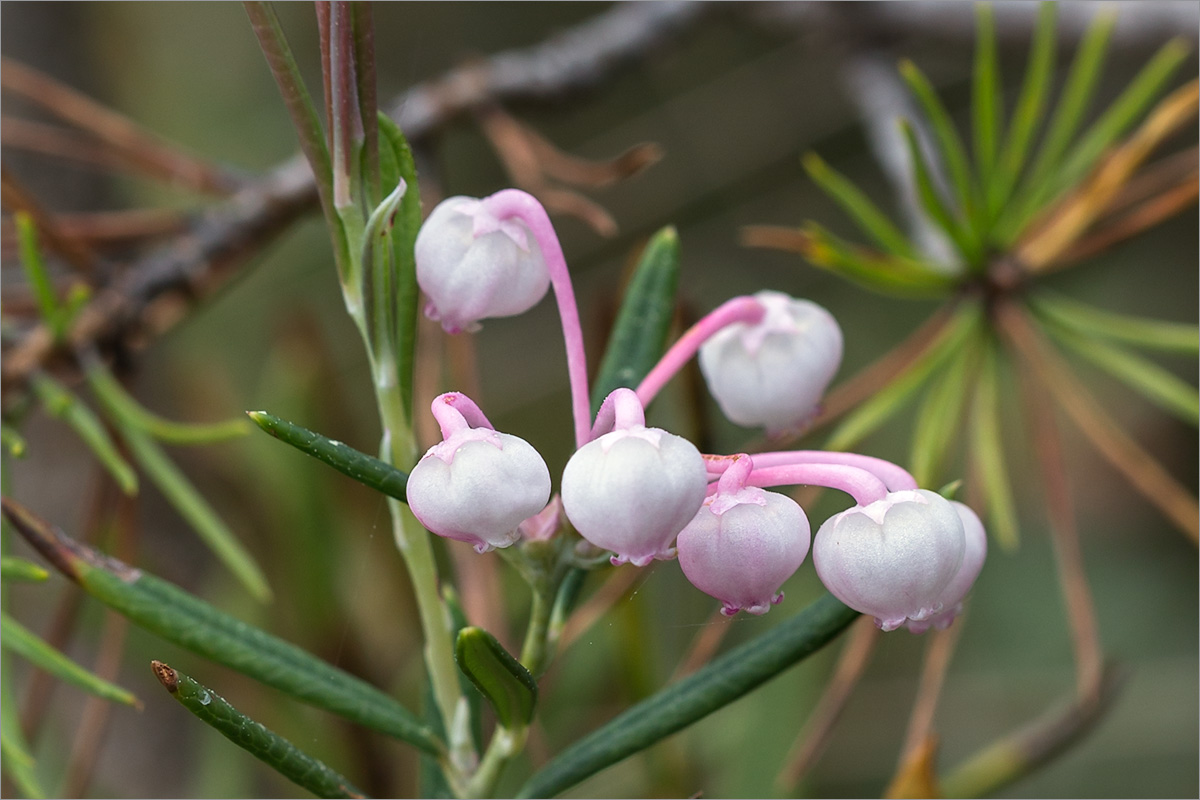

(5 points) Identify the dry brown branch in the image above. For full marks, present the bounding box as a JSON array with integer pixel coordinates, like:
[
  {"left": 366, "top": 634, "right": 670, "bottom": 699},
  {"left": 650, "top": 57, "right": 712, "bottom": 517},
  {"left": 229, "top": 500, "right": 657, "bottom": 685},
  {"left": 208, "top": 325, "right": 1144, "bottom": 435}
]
[
  {"left": 898, "top": 621, "right": 966, "bottom": 765},
  {"left": 997, "top": 302, "right": 1200, "bottom": 543},
  {"left": 1, "top": 57, "right": 242, "bottom": 195},
  {"left": 0, "top": 209, "right": 187, "bottom": 256}
]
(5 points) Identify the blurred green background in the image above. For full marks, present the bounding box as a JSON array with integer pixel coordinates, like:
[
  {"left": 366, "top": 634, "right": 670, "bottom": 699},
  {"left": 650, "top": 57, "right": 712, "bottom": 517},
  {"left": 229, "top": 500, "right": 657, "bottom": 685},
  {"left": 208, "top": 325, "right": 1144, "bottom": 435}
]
[{"left": 2, "top": 2, "right": 1196, "bottom": 797}]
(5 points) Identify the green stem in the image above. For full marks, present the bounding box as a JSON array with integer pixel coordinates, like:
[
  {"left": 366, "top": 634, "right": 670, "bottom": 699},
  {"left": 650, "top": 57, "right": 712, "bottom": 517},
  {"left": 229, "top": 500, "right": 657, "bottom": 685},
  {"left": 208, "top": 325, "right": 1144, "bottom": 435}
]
[
  {"left": 466, "top": 726, "right": 525, "bottom": 799},
  {"left": 519, "top": 588, "right": 554, "bottom": 679}
]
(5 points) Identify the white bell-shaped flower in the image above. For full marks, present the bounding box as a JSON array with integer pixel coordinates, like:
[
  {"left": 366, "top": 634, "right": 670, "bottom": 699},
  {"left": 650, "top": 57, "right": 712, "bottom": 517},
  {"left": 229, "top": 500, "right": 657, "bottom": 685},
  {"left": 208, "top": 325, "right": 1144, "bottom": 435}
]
[
  {"left": 677, "top": 456, "right": 810, "bottom": 615},
  {"left": 561, "top": 389, "right": 707, "bottom": 566},
  {"left": 812, "top": 489, "right": 965, "bottom": 631},
  {"left": 698, "top": 291, "right": 843, "bottom": 433},
  {"left": 407, "top": 393, "right": 551, "bottom": 553},
  {"left": 905, "top": 501, "right": 987, "bottom": 633},
  {"left": 415, "top": 196, "right": 550, "bottom": 333}
]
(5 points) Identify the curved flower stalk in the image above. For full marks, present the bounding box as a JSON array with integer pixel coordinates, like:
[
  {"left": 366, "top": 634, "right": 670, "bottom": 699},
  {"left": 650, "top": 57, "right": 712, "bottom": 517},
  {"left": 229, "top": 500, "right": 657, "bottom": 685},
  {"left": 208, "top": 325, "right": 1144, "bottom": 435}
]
[
  {"left": 561, "top": 388, "right": 707, "bottom": 566},
  {"left": 407, "top": 393, "right": 551, "bottom": 553},
  {"left": 677, "top": 455, "right": 811, "bottom": 616}
]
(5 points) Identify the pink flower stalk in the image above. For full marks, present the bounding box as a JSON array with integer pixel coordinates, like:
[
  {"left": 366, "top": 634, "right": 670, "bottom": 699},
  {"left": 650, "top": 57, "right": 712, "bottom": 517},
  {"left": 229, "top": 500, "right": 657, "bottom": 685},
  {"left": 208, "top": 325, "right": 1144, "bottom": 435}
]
[
  {"left": 702, "top": 455, "right": 890, "bottom": 508},
  {"left": 708, "top": 450, "right": 919, "bottom": 492},
  {"left": 407, "top": 393, "right": 551, "bottom": 553},
  {"left": 561, "top": 389, "right": 707, "bottom": 566},
  {"left": 677, "top": 454, "right": 811, "bottom": 616},
  {"left": 812, "top": 489, "right": 967, "bottom": 631},
  {"left": 698, "top": 291, "right": 843, "bottom": 433},
  {"left": 636, "top": 295, "right": 766, "bottom": 406},
  {"left": 905, "top": 501, "right": 987, "bottom": 633}
]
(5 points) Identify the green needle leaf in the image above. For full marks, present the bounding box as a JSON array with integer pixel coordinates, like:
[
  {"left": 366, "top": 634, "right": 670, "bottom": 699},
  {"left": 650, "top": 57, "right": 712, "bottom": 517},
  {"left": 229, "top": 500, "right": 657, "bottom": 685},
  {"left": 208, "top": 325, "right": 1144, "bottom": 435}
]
[
  {"left": 972, "top": 3, "right": 1003, "bottom": 197},
  {"left": 1028, "top": 293, "right": 1199, "bottom": 354},
  {"left": 1, "top": 423, "right": 26, "bottom": 458},
  {"left": 31, "top": 373, "right": 138, "bottom": 495},
  {"left": 2, "top": 652, "right": 44, "bottom": 799},
  {"left": 970, "top": 341, "right": 1020, "bottom": 549},
  {"left": 118, "top": 422, "right": 271, "bottom": 603},
  {"left": 247, "top": 411, "right": 408, "bottom": 502},
  {"left": 827, "top": 302, "right": 982, "bottom": 451},
  {"left": 1, "top": 498, "right": 443, "bottom": 757},
  {"left": 802, "top": 154, "right": 919, "bottom": 259},
  {"left": 1, "top": 557, "right": 48, "bottom": 582},
  {"left": 899, "top": 120, "right": 982, "bottom": 265},
  {"left": 1, "top": 613, "right": 140, "bottom": 708},
  {"left": 152, "top": 661, "right": 365, "bottom": 799},
  {"left": 15, "top": 214, "right": 64, "bottom": 340},
  {"left": 455, "top": 627, "right": 538, "bottom": 732},
  {"left": 86, "top": 365, "right": 249, "bottom": 445},
  {"left": 591, "top": 226, "right": 681, "bottom": 412},
  {"left": 1044, "top": 322, "right": 1199, "bottom": 426},
  {"left": 908, "top": 336, "right": 980, "bottom": 487},
  {"left": 516, "top": 594, "right": 858, "bottom": 799}
]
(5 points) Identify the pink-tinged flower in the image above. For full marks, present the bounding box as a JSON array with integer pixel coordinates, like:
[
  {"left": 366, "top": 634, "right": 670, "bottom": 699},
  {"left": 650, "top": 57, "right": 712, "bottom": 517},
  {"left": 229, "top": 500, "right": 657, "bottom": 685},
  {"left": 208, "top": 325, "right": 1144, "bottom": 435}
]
[
  {"left": 561, "top": 389, "right": 707, "bottom": 566},
  {"left": 408, "top": 393, "right": 551, "bottom": 553},
  {"left": 905, "top": 501, "right": 987, "bottom": 633},
  {"left": 677, "top": 455, "right": 811, "bottom": 615},
  {"left": 698, "top": 291, "right": 843, "bottom": 433},
  {"left": 812, "top": 489, "right": 965, "bottom": 631},
  {"left": 414, "top": 196, "right": 550, "bottom": 333}
]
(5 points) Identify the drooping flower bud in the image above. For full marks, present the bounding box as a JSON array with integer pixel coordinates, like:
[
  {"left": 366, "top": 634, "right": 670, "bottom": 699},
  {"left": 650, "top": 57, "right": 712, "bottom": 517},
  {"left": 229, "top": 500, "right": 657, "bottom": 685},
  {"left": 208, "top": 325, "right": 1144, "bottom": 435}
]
[
  {"left": 812, "top": 489, "right": 965, "bottom": 631},
  {"left": 677, "top": 455, "right": 810, "bottom": 615},
  {"left": 905, "top": 501, "right": 987, "bottom": 633},
  {"left": 414, "top": 196, "right": 550, "bottom": 333},
  {"left": 698, "top": 291, "right": 843, "bottom": 433},
  {"left": 561, "top": 389, "right": 707, "bottom": 566},
  {"left": 407, "top": 393, "right": 551, "bottom": 553}
]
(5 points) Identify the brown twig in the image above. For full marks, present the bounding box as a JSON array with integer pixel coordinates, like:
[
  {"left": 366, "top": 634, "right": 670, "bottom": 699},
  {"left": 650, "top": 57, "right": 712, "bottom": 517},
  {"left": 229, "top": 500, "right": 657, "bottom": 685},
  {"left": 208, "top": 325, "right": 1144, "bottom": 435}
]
[
  {"left": 0, "top": 208, "right": 187, "bottom": 256},
  {"left": 898, "top": 620, "right": 965, "bottom": 764},
  {"left": 557, "top": 566, "right": 645, "bottom": 653},
  {"left": 776, "top": 616, "right": 880, "bottom": 789},
  {"left": 1015, "top": 324, "right": 1105, "bottom": 697},
  {"left": 997, "top": 303, "right": 1199, "bottom": 543},
  {"left": 668, "top": 607, "right": 734, "bottom": 681},
  {"left": 1, "top": 57, "right": 241, "bottom": 195}
]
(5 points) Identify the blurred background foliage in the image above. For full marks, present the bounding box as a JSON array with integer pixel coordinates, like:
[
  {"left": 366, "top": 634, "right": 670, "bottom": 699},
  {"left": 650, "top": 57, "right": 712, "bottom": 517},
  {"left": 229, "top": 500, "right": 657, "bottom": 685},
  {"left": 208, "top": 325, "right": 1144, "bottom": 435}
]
[{"left": 1, "top": 2, "right": 1196, "bottom": 797}]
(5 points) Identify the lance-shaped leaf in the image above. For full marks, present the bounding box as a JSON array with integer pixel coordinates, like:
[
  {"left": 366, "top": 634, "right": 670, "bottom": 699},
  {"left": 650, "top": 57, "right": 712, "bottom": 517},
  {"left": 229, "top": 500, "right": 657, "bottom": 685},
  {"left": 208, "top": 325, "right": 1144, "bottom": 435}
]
[
  {"left": 1, "top": 613, "right": 140, "bottom": 708},
  {"left": 455, "top": 627, "right": 537, "bottom": 732},
  {"left": 591, "top": 226, "right": 681, "bottom": 412},
  {"left": 151, "top": 661, "right": 365, "bottom": 799},
  {"left": 972, "top": 3, "right": 1003, "bottom": 202},
  {"left": 1, "top": 557, "right": 48, "bottom": 582},
  {"left": 31, "top": 373, "right": 137, "bottom": 495},
  {"left": 970, "top": 342, "right": 1020, "bottom": 549},
  {"left": 2, "top": 652, "right": 44, "bottom": 799},
  {"left": 802, "top": 154, "right": 919, "bottom": 260},
  {"left": 827, "top": 302, "right": 981, "bottom": 451},
  {"left": 248, "top": 411, "right": 409, "bottom": 502},
  {"left": 1028, "top": 293, "right": 1199, "bottom": 355},
  {"left": 517, "top": 593, "right": 858, "bottom": 799},
  {"left": 85, "top": 365, "right": 249, "bottom": 445},
  {"left": 0, "top": 498, "right": 442, "bottom": 756},
  {"left": 908, "top": 336, "right": 980, "bottom": 487},
  {"left": 899, "top": 120, "right": 981, "bottom": 265}
]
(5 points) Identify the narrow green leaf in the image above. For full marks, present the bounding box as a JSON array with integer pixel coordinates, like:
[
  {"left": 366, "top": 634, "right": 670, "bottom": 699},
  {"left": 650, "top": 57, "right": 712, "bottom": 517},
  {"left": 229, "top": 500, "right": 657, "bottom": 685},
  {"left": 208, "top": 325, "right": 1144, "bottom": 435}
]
[
  {"left": 0, "top": 498, "right": 443, "bottom": 757},
  {"left": 1, "top": 613, "right": 140, "bottom": 708},
  {"left": 908, "top": 334, "right": 980, "bottom": 487},
  {"left": 455, "top": 627, "right": 538, "bottom": 731},
  {"left": 802, "top": 154, "right": 919, "bottom": 259},
  {"left": 119, "top": 422, "right": 271, "bottom": 603},
  {"left": 899, "top": 121, "right": 982, "bottom": 265},
  {"left": 992, "top": 2, "right": 1057, "bottom": 217},
  {"left": 86, "top": 365, "right": 249, "bottom": 445},
  {"left": 827, "top": 302, "right": 982, "bottom": 451},
  {"left": 15, "top": 213, "right": 63, "bottom": 339},
  {"left": 997, "top": 10, "right": 1115, "bottom": 243},
  {"left": 2, "top": 651, "right": 45, "bottom": 799},
  {"left": 1028, "top": 293, "right": 1199, "bottom": 354},
  {"left": 248, "top": 411, "right": 408, "bottom": 502},
  {"left": 970, "top": 342, "right": 1020, "bottom": 549},
  {"left": 898, "top": 59, "right": 981, "bottom": 228},
  {"left": 516, "top": 594, "right": 858, "bottom": 799},
  {"left": 1, "top": 423, "right": 26, "bottom": 458},
  {"left": 31, "top": 373, "right": 138, "bottom": 495},
  {"left": 972, "top": 3, "right": 1003, "bottom": 196},
  {"left": 788, "top": 221, "right": 955, "bottom": 297},
  {"left": 1044, "top": 321, "right": 1198, "bottom": 426},
  {"left": 152, "top": 661, "right": 365, "bottom": 799},
  {"left": 591, "top": 227, "right": 682, "bottom": 412},
  {"left": 1, "top": 557, "right": 48, "bottom": 582}
]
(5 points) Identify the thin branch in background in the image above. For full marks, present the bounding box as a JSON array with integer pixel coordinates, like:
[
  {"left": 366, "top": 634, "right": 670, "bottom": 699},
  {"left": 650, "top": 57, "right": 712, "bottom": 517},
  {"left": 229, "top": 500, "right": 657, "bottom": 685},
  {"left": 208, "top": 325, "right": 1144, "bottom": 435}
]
[
  {"left": 1, "top": 165, "right": 99, "bottom": 275},
  {"left": 998, "top": 304, "right": 1200, "bottom": 543},
  {"left": 556, "top": 566, "right": 644, "bottom": 653},
  {"left": 897, "top": 620, "right": 965, "bottom": 764},
  {"left": 0, "top": 209, "right": 187, "bottom": 256},
  {"left": 776, "top": 616, "right": 879, "bottom": 789},
  {"left": 1014, "top": 311, "right": 1105, "bottom": 697},
  {"left": 60, "top": 612, "right": 131, "bottom": 798},
  {"left": 0, "top": 57, "right": 241, "bottom": 196},
  {"left": 669, "top": 607, "right": 733, "bottom": 681}
]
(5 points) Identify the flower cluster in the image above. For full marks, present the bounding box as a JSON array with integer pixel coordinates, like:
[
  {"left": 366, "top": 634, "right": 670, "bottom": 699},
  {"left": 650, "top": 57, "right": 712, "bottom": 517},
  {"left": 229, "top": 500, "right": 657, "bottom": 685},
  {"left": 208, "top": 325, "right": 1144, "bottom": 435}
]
[{"left": 409, "top": 189, "right": 985, "bottom": 631}]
